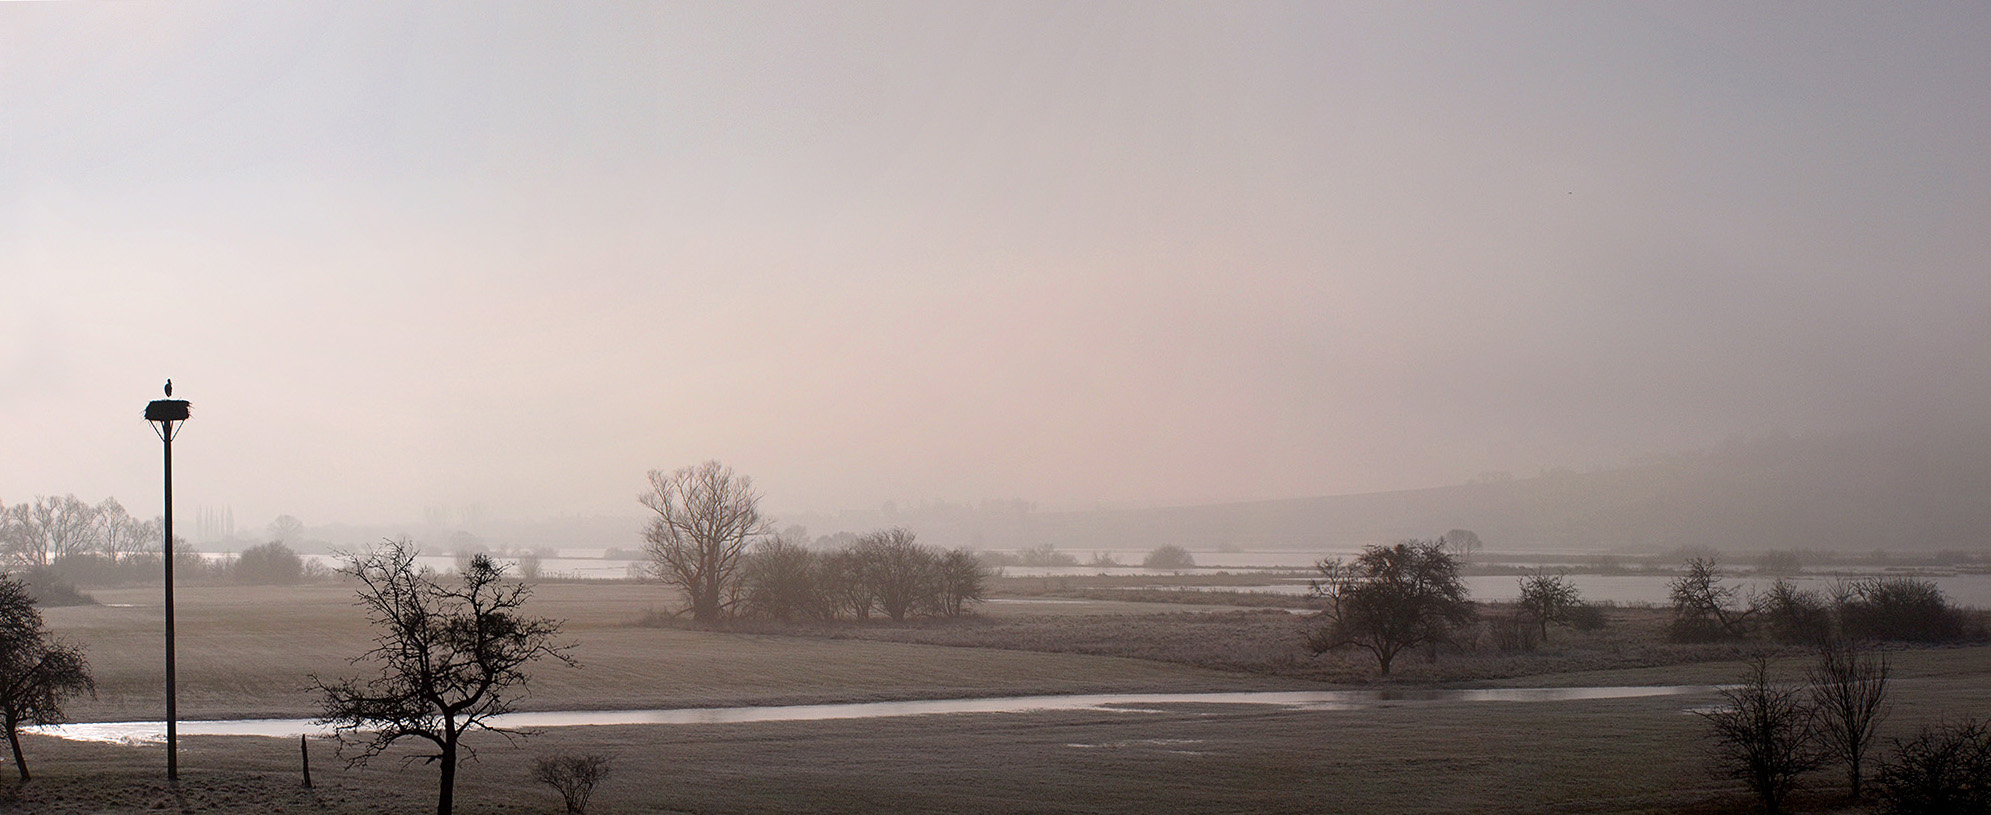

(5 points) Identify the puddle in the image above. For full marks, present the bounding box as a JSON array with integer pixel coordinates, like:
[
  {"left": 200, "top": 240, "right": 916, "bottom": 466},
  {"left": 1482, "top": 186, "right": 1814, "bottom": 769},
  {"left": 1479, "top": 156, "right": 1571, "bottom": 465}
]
[{"left": 35, "top": 686, "right": 1718, "bottom": 744}]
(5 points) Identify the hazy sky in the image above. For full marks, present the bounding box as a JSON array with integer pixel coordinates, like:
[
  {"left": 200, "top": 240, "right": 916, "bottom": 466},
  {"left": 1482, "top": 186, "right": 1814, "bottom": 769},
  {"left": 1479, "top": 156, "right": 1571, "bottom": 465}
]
[{"left": 5, "top": 2, "right": 1989, "bottom": 529}]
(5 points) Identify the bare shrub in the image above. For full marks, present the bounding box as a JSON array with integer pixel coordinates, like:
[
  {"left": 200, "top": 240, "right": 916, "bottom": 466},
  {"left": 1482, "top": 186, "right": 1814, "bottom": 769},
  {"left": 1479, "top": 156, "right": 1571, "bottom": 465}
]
[
  {"left": 1755, "top": 579, "right": 1832, "bottom": 646},
  {"left": 1699, "top": 656, "right": 1825, "bottom": 814},
  {"left": 1836, "top": 577, "right": 1964, "bottom": 642},
  {"left": 1873, "top": 719, "right": 1991, "bottom": 815},
  {"left": 1809, "top": 640, "right": 1889, "bottom": 799},
  {"left": 739, "top": 536, "right": 826, "bottom": 621},
  {"left": 534, "top": 753, "right": 613, "bottom": 814},
  {"left": 1486, "top": 612, "right": 1539, "bottom": 653}
]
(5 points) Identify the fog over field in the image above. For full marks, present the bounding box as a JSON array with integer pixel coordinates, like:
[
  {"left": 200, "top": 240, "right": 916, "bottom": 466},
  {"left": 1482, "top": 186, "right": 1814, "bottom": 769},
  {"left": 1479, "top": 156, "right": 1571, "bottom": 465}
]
[{"left": 6, "top": 2, "right": 1991, "bottom": 537}]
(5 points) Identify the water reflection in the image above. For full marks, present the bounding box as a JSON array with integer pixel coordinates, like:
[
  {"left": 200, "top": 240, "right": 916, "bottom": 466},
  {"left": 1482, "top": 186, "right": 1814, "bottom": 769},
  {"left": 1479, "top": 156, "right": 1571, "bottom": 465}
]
[{"left": 37, "top": 685, "right": 1716, "bottom": 744}]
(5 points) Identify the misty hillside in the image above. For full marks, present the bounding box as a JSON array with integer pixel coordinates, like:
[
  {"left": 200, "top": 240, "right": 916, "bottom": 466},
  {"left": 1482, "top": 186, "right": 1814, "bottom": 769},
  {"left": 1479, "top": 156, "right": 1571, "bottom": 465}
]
[{"left": 883, "top": 430, "right": 1991, "bottom": 555}]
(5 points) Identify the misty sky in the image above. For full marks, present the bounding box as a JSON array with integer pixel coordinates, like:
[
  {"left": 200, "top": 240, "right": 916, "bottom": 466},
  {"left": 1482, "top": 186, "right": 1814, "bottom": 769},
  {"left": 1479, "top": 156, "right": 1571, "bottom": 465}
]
[{"left": 5, "top": 2, "right": 1989, "bottom": 529}]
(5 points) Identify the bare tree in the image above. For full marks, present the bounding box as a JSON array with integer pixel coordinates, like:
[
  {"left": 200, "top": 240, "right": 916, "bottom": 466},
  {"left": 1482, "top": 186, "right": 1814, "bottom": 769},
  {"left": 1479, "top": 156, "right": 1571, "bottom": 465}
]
[
  {"left": 1700, "top": 656, "right": 1826, "bottom": 814},
  {"left": 1440, "top": 529, "right": 1483, "bottom": 564},
  {"left": 8, "top": 496, "right": 99, "bottom": 568},
  {"left": 1810, "top": 640, "right": 1889, "bottom": 799},
  {"left": 1306, "top": 540, "right": 1475, "bottom": 676},
  {"left": 823, "top": 548, "right": 876, "bottom": 620},
  {"left": 267, "top": 514, "right": 305, "bottom": 544},
  {"left": 1874, "top": 719, "right": 1991, "bottom": 815},
  {"left": 854, "top": 528, "right": 937, "bottom": 623},
  {"left": 1668, "top": 557, "right": 1750, "bottom": 642},
  {"left": 534, "top": 753, "right": 613, "bottom": 814},
  {"left": 640, "top": 461, "right": 768, "bottom": 622},
  {"left": 933, "top": 548, "right": 988, "bottom": 618},
  {"left": 1516, "top": 571, "right": 1581, "bottom": 643},
  {"left": 312, "top": 539, "right": 575, "bottom": 815},
  {"left": 739, "top": 535, "right": 826, "bottom": 621},
  {"left": 92, "top": 499, "right": 157, "bottom": 565},
  {"left": 0, "top": 573, "right": 94, "bottom": 781}
]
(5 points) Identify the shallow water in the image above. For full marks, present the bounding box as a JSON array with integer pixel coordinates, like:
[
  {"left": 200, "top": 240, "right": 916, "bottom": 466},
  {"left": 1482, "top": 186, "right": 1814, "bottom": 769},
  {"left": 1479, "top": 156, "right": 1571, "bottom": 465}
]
[{"left": 36, "top": 685, "right": 1717, "bottom": 744}]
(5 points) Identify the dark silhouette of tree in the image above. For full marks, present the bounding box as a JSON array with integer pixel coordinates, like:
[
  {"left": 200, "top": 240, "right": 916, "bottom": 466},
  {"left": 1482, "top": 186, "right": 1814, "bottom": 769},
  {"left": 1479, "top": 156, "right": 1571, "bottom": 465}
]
[
  {"left": 1874, "top": 719, "right": 1991, "bottom": 815},
  {"left": 1668, "top": 557, "right": 1749, "bottom": 642},
  {"left": 739, "top": 536, "right": 826, "bottom": 621},
  {"left": 1307, "top": 540, "right": 1475, "bottom": 675},
  {"left": 1142, "top": 545, "right": 1196, "bottom": 570},
  {"left": 933, "top": 548, "right": 987, "bottom": 618},
  {"left": 1810, "top": 640, "right": 1889, "bottom": 799},
  {"left": 1836, "top": 577, "right": 1964, "bottom": 642},
  {"left": 267, "top": 514, "right": 305, "bottom": 544},
  {"left": 1440, "top": 529, "right": 1482, "bottom": 564},
  {"left": 234, "top": 541, "right": 305, "bottom": 584},
  {"left": 640, "top": 461, "right": 768, "bottom": 622},
  {"left": 1700, "top": 656, "right": 1825, "bottom": 814},
  {"left": 312, "top": 540, "right": 574, "bottom": 815},
  {"left": 855, "top": 528, "right": 937, "bottom": 623},
  {"left": 534, "top": 753, "right": 612, "bottom": 814},
  {"left": 1755, "top": 579, "right": 1832, "bottom": 645},
  {"left": 1516, "top": 570, "right": 1581, "bottom": 643},
  {"left": 0, "top": 573, "right": 94, "bottom": 781}
]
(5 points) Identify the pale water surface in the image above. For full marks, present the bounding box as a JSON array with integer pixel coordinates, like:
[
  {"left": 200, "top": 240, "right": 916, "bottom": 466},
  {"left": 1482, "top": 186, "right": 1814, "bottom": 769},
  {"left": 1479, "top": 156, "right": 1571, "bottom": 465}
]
[{"left": 37, "top": 686, "right": 1717, "bottom": 744}]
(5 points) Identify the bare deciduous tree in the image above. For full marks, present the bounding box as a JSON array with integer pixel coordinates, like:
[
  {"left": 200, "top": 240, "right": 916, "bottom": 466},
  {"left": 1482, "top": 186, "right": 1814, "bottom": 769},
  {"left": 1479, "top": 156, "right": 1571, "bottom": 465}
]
[
  {"left": 0, "top": 573, "right": 94, "bottom": 781},
  {"left": 640, "top": 461, "right": 768, "bottom": 622},
  {"left": 1810, "top": 640, "right": 1889, "bottom": 799},
  {"left": 933, "top": 548, "right": 988, "bottom": 618},
  {"left": 1516, "top": 570, "right": 1581, "bottom": 643},
  {"left": 740, "top": 535, "right": 826, "bottom": 621},
  {"left": 1700, "top": 656, "right": 1826, "bottom": 814},
  {"left": 1668, "top": 557, "right": 1750, "bottom": 642},
  {"left": 854, "top": 528, "right": 937, "bottom": 623},
  {"left": 1440, "top": 529, "right": 1483, "bottom": 564},
  {"left": 312, "top": 539, "right": 575, "bottom": 815}
]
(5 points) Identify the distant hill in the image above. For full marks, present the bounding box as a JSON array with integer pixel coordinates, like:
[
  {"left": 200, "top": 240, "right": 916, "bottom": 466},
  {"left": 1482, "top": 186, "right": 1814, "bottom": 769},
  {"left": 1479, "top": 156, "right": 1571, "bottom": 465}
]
[{"left": 849, "top": 430, "right": 1991, "bottom": 555}]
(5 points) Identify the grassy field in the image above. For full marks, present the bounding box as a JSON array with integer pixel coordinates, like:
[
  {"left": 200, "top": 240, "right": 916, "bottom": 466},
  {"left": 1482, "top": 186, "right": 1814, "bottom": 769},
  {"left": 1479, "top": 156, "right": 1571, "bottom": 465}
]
[{"left": 12, "top": 579, "right": 1991, "bottom": 814}]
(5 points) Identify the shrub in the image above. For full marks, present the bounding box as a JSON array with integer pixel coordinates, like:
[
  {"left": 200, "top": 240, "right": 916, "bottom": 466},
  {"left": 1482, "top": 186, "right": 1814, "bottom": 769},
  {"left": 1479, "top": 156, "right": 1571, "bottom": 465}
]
[
  {"left": 1017, "top": 543, "right": 1077, "bottom": 568},
  {"left": 1809, "top": 640, "right": 1889, "bottom": 800},
  {"left": 1142, "top": 545, "right": 1196, "bottom": 570},
  {"left": 14, "top": 567, "right": 93, "bottom": 607},
  {"left": 1486, "top": 613, "right": 1539, "bottom": 653},
  {"left": 233, "top": 541, "right": 304, "bottom": 585},
  {"left": 1837, "top": 578, "right": 1964, "bottom": 642},
  {"left": 1566, "top": 602, "right": 1609, "bottom": 632},
  {"left": 1873, "top": 720, "right": 1991, "bottom": 815},
  {"left": 533, "top": 753, "right": 613, "bottom": 815},
  {"left": 1699, "top": 656, "right": 1827, "bottom": 815},
  {"left": 1755, "top": 579, "right": 1833, "bottom": 646}
]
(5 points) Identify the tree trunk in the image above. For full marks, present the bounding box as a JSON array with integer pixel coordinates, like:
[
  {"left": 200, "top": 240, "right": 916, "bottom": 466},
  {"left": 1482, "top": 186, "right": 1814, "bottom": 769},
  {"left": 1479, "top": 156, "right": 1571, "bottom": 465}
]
[
  {"left": 6, "top": 719, "right": 29, "bottom": 782},
  {"left": 436, "top": 741, "right": 456, "bottom": 815}
]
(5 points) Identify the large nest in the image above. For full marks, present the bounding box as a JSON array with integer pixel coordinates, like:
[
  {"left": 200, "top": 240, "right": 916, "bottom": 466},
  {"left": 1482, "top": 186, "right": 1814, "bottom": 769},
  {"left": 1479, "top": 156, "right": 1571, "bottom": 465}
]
[{"left": 144, "top": 399, "right": 192, "bottom": 421}]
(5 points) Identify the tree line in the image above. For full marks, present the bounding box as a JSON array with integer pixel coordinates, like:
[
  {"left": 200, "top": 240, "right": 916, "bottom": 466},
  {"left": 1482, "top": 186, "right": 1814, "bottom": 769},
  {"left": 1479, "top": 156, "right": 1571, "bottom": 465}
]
[
  {"left": 640, "top": 461, "right": 988, "bottom": 623},
  {"left": 1668, "top": 557, "right": 1975, "bottom": 645},
  {"left": 0, "top": 495, "right": 159, "bottom": 569}
]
